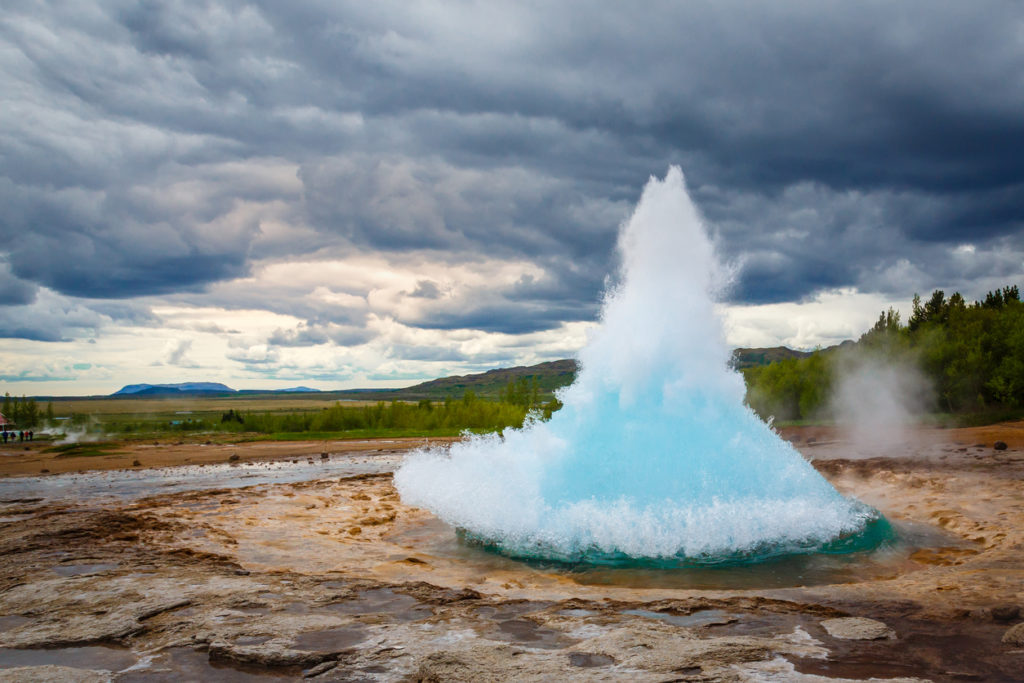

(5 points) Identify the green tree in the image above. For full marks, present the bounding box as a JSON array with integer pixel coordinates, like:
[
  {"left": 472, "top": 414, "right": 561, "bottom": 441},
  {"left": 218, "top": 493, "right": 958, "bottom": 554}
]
[
  {"left": 22, "top": 397, "right": 38, "bottom": 428},
  {"left": 744, "top": 284, "right": 1024, "bottom": 420}
]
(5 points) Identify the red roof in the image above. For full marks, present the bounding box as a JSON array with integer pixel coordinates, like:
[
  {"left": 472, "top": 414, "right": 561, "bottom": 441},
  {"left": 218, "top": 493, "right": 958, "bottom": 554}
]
[{"left": 0, "top": 412, "right": 12, "bottom": 426}]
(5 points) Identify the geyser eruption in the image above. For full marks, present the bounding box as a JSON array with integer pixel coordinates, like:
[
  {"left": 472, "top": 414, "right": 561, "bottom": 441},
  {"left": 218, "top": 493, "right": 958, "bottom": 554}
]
[{"left": 396, "top": 167, "right": 884, "bottom": 564}]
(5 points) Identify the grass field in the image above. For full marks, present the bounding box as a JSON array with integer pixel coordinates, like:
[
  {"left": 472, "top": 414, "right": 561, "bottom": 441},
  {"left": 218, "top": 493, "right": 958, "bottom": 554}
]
[
  {"left": 46, "top": 395, "right": 382, "bottom": 416},
  {"left": 36, "top": 392, "right": 540, "bottom": 442},
  {"left": 41, "top": 395, "right": 396, "bottom": 439}
]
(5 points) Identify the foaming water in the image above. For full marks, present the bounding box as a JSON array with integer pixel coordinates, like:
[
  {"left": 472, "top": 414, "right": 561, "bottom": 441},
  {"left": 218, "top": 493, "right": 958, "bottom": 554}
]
[{"left": 395, "top": 167, "right": 885, "bottom": 563}]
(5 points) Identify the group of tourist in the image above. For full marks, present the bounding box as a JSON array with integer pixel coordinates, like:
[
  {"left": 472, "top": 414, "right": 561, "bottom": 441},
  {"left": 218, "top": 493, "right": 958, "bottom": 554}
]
[{"left": 1, "top": 429, "right": 32, "bottom": 443}]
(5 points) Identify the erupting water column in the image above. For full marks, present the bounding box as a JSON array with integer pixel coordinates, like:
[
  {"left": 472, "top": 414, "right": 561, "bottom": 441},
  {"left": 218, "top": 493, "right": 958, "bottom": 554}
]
[{"left": 395, "top": 167, "right": 883, "bottom": 565}]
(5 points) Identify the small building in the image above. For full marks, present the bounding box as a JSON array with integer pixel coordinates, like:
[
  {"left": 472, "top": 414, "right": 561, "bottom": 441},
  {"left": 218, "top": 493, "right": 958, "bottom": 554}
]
[{"left": 0, "top": 412, "right": 13, "bottom": 430}]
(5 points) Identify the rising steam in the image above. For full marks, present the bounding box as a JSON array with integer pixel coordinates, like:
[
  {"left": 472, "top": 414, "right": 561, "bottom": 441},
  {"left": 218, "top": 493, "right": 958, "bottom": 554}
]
[{"left": 830, "top": 352, "right": 932, "bottom": 452}]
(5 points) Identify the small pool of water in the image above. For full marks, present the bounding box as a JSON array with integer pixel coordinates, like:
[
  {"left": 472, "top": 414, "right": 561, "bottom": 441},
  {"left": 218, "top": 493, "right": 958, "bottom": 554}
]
[
  {"left": 325, "top": 588, "right": 434, "bottom": 622},
  {"left": 118, "top": 647, "right": 295, "bottom": 682},
  {"left": 0, "top": 645, "right": 137, "bottom": 672},
  {"left": 0, "top": 515, "right": 34, "bottom": 524},
  {"left": 568, "top": 652, "right": 615, "bottom": 668},
  {"left": 291, "top": 626, "right": 367, "bottom": 652},
  {"left": 487, "top": 619, "right": 572, "bottom": 650},
  {"left": 621, "top": 608, "right": 735, "bottom": 627},
  {"left": 52, "top": 562, "right": 119, "bottom": 577}
]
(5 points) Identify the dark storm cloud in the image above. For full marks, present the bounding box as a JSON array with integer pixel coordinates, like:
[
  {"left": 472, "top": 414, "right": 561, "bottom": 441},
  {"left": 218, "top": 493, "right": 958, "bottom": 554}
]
[
  {"left": 399, "top": 300, "right": 594, "bottom": 335},
  {"left": 0, "top": 263, "right": 37, "bottom": 306},
  {"left": 2, "top": 0, "right": 1022, "bottom": 336},
  {"left": 0, "top": 292, "right": 107, "bottom": 342}
]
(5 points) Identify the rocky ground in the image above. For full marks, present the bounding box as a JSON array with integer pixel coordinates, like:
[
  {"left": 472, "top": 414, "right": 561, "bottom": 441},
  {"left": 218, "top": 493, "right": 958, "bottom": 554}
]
[{"left": 0, "top": 426, "right": 1022, "bottom": 681}]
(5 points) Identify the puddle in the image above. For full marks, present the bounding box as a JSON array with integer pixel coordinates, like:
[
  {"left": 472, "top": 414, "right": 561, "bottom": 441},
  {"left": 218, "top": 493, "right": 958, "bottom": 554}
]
[
  {"left": 233, "top": 636, "right": 273, "bottom": 646},
  {"left": 557, "top": 608, "right": 597, "bottom": 618},
  {"left": 325, "top": 588, "right": 433, "bottom": 622},
  {"left": 276, "top": 602, "right": 311, "bottom": 615},
  {"left": 0, "top": 515, "right": 34, "bottom": 524},
  {"left": 488, "top": 619, "right": 571, "bottom": 650},
  {"left": 712, "top": 612, "right": 805, "bottom": 638},
  {"left": 52, "top": 562, "right": 119, "bottom": 577},
  {"left": 791, "top": 618, "right": 1023, "bottom": 682},
  {"left": 0, "top": 645, "right": 137, "bottom": 671},
  {"left": 118, "top": 646, "right": 295, "bottom": 682},
  {"left": 568, "top": 652, "right": 615, "bottom": 667},
  {"left": 0, "top": 616, "right": 31, "bottom": 632},
  {"left": 292, "top": 626, "right": 367, "bottom": 652},
  {"left": 621, "top": 608, "right": 736, "bottom": 627}
]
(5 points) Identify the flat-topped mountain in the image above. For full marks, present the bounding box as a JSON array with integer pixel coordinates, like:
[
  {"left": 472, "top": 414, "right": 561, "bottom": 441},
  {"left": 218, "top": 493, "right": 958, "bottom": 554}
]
[{"left": 113, "top": 382, "right": 236, "bottom": 396}]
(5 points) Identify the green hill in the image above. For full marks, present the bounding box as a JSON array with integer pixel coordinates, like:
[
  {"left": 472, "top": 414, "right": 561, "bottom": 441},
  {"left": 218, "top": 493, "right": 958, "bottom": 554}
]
[
  {"left": 730, "top": 347, "right": 814, "bottom": 370},
  {"left": 391, "top": 359, "right": 578, "bottom": 399}
]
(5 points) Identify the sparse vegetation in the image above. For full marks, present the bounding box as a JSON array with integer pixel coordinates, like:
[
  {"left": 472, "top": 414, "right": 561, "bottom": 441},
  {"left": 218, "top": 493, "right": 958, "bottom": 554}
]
[
  {"left": 44, "top": 442, "right": 123, "bottom": 458},
  {"left": 2, "top": 393, "right": 41, "bottom": 428}
]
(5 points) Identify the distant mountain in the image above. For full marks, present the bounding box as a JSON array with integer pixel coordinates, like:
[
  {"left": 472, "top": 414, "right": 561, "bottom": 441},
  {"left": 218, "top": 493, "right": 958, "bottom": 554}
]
[
  {"left": 113, "top": 382, "right": 236, "bottom": 396},
  {"left": 275, "top": 386, "right": 320, "bottom": 393},
  {"left": 730, "top": 343, "right": 851, "bottom": 370},
  {"left": 730, "top": 347, "right": 814, "bottom": 370}
]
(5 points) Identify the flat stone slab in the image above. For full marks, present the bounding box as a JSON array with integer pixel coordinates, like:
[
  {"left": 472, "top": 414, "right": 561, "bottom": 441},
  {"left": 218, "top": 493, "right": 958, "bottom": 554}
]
[
  {"left": 0, "top": 665, "right": 110, "bottom": 682},
  {"left": 1002, "top": 622, "right": 1024, "bottom": 647},
  {"left": 820, "top": 617, "right": 896, "bottom": 640}
]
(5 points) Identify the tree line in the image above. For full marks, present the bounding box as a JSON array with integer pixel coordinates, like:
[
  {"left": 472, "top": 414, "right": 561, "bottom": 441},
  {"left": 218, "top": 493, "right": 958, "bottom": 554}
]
[
  {"left": 212, "top": 389, "right": 565, "bottom": 436},
  {"left": 2, "top": 393, "right": 55, "bottom": 429},
  {"left": 743, "top": 285, "right": 1024, "bottom": 422}
]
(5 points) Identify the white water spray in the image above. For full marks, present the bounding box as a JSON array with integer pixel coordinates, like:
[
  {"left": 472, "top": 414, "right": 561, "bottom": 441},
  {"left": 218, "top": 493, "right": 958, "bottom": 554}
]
[{"left": 395, "top": 168, "right": 878, "bottom": 562}]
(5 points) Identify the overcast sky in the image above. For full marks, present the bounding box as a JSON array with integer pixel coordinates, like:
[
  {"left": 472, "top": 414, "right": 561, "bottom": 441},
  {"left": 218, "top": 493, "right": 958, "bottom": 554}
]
[{"left": 2, "top": 0, "right": 1023, "bottom": 394}]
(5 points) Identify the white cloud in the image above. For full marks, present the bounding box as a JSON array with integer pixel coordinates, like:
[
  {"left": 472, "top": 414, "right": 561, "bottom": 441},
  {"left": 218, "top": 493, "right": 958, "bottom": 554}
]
[{"left": 721, "top": 288, "right": 907, "bottom": 350}]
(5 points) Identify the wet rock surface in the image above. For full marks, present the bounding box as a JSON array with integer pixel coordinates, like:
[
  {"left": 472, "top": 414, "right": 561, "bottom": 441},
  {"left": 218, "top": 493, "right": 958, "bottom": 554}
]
[
  {"left": 0, "top": 665, "right": 113, "bottom": 682},
  {"left": 1, "top": 430, "right": 1023, "bottom": 680},
  {"left": 1002, "top": 622, "right": 1024, "bottom": 646},
  {"left": 820, "top": 617, "right": 896, "bottom": 641}
]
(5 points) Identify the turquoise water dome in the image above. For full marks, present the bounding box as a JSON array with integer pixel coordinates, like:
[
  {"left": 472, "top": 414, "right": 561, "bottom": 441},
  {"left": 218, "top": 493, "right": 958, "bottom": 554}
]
[{"left": 395, "top": 167, "right": 888, "bottom": 566}]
